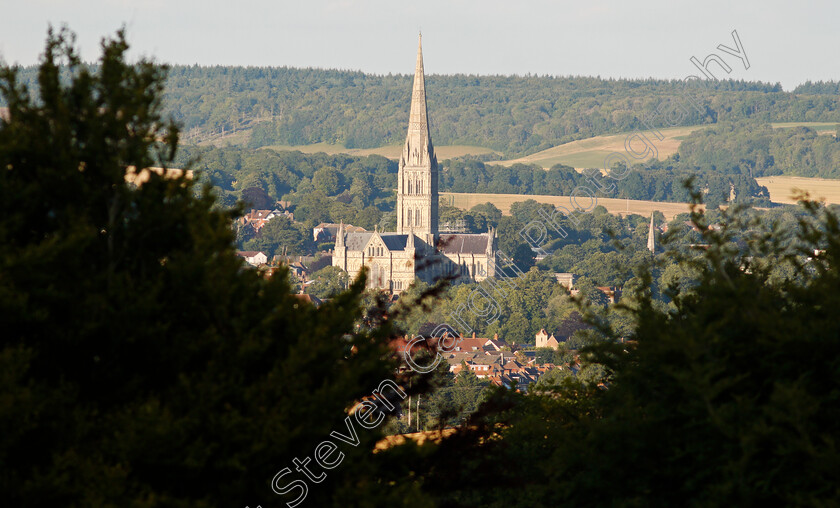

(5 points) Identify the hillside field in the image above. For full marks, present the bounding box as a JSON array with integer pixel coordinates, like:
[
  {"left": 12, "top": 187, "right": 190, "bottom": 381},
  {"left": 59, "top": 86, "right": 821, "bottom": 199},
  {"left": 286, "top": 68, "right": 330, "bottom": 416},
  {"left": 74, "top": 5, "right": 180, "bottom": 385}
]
[
  {"left": 441, "top": 192, "right": 700, "bottom": 220},
  {"left": 489, "top": 122, "right": 836, "bottom": 171},
  {"left": 756, "top": 175, "right": 840, "bottom": 205},
  {"left": 492, "top": 125, "right": 709, "bottom": 170}
]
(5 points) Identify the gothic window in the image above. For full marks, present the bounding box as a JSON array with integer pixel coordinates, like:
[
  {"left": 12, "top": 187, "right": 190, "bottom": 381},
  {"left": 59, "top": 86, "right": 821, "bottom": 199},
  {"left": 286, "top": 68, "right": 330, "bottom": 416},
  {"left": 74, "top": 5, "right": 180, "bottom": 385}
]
[
  {"left": 415, "top": 208, "right": 420, "bottom": 226},
  {"left": 407, "top": 179, "right": 412, "bottom": 194},
  {"left": 407, "top": 209, "right": 412, "bottom": 227}
]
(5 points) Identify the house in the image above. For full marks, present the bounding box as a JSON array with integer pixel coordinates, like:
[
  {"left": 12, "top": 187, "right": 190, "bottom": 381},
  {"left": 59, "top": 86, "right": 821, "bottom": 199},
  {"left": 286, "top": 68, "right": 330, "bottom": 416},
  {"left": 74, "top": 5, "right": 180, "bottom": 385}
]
[
  {"left": 535, "top": 328, "right": 560, "bottom": 350},
  {"left": 453, "top": 336, "right": 487, "bottom": 352},
  {"left": 242, "top": 209, "right": 291, "bottom": 231},
  {"left": 313, "top": 223, "right": 367, "bottom": 242},
  {"left": 281, "top": 258, "right": 310, "bottom": 280},
  {"left": 553, "top": 272, "right": 576, "bottom": 290},
  {"left": 483, "top": 334, "right": 506, "bottom": 351},
  {"left": 237, "top": 250, "right": 268, "bottom": 266}
]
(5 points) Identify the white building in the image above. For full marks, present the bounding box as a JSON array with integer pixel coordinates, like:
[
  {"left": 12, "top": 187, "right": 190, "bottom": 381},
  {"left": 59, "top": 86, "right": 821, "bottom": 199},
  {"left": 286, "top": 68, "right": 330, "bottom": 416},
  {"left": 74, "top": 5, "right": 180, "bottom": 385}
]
[{"left": 237, "top": 250, "right": 268, "bottom": 266}]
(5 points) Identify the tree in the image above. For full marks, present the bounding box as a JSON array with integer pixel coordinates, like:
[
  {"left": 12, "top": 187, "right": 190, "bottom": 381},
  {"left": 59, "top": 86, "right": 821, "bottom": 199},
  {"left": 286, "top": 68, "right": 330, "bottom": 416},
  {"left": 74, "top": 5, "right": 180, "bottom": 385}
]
[
  {"left": 241, "top": 185, "right": 274, "bottom": 209},
  {"left": 243, "top": 215, "right": 310, "bottom": 256},
  {"left": 534, "top": 347, "right": 555, "bottom": 364},
  {"left": 312, "top": 166, "right": 342, "bottom": 196},
  {"left": 293, "top": 189, "right": 332, "bottom": 226},
  {"left": 306, "top": 265, "right": 349, "bottom": 299},
  {"left": 354, "top": 206, "right": 383, "bottom": 230},
  {"left": 469, "top": 202, "right": 502, "bottom": 227},
  {"left": 512, "top": 242, "right": 535, "bottom": 271},
  {"left": 0, "top": 28, "right": 427, "bottom": 508}
]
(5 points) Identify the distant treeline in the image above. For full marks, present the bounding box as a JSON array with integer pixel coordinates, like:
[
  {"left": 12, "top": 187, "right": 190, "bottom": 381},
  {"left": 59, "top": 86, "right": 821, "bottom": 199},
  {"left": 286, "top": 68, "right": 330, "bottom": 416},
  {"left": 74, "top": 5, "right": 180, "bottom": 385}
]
[
  {"left": 5, "top": 65, "right": 840, "bottom": 156},
  {"left": 793, "top": 81, "right": 840, "bottom": 95},
  {"left": 447, "top": 160, "right": 770, "bottom": 208}
]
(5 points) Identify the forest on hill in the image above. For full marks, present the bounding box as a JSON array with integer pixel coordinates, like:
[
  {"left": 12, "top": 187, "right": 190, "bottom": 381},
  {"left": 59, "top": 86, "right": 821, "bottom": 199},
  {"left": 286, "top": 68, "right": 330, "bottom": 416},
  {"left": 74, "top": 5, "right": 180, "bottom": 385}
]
[
  {"left": 675, "top": 121, "right": 840, "bottom": 178},
  {"left": 5, "top": 65, "right": 840, "bottom": 156}
]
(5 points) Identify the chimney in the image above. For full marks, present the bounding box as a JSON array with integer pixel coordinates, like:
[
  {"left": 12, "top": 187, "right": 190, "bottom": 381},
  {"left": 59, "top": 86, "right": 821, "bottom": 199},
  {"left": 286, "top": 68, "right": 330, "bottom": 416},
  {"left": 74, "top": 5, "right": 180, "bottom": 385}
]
[
  {"left": 493, "top": 333, "right": 498, "bottom": 341},
  {"left": 472, "top": 332, "right": 476, "bottom": 339}
]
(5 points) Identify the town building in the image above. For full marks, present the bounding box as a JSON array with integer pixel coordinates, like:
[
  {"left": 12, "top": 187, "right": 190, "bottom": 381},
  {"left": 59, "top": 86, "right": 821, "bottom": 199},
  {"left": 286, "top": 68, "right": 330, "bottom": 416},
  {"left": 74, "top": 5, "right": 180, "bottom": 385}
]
[
  {"left": 313, "top": 222, "right": 367, "bottom": 242},
  {"left": 236, "top": 250, "right": 268, "bottom": 266},
  {"left": 242, "top": 208, "right": 293, "bottom": 231}
]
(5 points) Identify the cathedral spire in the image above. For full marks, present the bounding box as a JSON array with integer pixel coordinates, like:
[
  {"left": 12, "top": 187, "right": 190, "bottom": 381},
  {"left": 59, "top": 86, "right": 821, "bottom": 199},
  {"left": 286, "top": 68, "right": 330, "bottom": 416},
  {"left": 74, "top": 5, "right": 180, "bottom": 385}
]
[
  {"left": 397, "top": 34, "right": 438, "bottom": 238},
  {"left": 408, "top": 33, "right": 431, "bottom": 146}
]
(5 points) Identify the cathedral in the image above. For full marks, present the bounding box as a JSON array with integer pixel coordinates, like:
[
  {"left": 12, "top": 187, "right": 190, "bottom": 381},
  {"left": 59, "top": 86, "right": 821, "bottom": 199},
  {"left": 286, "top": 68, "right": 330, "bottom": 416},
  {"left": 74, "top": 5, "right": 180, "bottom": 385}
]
[{"left": 333, "top": 35, "right": 497, "bottom": 293}]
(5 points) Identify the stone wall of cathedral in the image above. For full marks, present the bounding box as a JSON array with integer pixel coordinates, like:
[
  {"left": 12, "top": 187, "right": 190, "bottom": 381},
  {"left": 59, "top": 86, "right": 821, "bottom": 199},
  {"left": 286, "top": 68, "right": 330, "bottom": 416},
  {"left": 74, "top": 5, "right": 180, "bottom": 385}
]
[{"left": 333, "top": 246, "right": 417, "bottom": 294}]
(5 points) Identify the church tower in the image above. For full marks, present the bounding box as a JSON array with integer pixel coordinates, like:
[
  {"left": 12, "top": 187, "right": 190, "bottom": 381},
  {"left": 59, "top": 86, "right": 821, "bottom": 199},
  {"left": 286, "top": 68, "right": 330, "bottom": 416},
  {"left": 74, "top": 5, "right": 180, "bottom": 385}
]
[{"left": 396, "top": 33, "right": 438, "bottom": 242}]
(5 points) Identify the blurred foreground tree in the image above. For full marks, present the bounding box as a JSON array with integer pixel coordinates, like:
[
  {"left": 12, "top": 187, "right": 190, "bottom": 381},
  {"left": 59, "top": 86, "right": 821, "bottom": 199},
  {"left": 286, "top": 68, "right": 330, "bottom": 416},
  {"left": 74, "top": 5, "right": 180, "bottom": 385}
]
[
  {"left": 0, "top": 28, "right": 432, "bottom": 508},
  {"left": 412, "top": 200, "right": 840, "bottom": 506}
]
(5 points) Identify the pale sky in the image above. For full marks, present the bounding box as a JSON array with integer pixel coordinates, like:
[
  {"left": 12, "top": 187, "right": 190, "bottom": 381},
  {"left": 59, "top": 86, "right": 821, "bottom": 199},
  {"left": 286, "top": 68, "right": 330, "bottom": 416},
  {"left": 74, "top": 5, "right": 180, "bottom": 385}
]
[{"left": 1, "top": 0, "right": 837, "bottom": 91}]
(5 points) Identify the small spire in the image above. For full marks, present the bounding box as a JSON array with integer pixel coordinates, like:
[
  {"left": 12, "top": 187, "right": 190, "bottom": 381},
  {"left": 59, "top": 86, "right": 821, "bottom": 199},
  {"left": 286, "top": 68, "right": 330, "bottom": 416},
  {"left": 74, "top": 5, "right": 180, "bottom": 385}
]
[
  {"left": 336, "top": 221, "right": 345, "bottom": 248},
  {"left": 647, "top": 213, "right": 656, "bottom": 253}
]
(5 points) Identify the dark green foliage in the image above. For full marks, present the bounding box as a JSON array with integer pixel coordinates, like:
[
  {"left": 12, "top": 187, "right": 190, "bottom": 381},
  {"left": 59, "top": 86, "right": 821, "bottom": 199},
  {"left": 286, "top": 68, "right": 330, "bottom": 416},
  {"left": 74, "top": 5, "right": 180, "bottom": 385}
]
[
  {"left": 306, "top": 266, "right": 349, "bottom": 299},
  {"left": 0, "top": 29, "right": 425, "bottom": 508},
  {"left": 412, "top": 200, "right": 840, "bottom": 507},
  {"left": 793, "top": 80, "right": 840, "bottom": 95},
  {"left": 421, "top": 370, "right": 491, "bottom": 429}
]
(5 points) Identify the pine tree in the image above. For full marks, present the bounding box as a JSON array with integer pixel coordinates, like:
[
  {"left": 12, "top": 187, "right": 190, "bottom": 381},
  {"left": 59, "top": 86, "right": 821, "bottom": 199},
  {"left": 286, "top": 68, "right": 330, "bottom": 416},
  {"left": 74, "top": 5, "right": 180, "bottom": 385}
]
[{"left": 0, "top": 28, "right": 430, "bottom": 508}]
